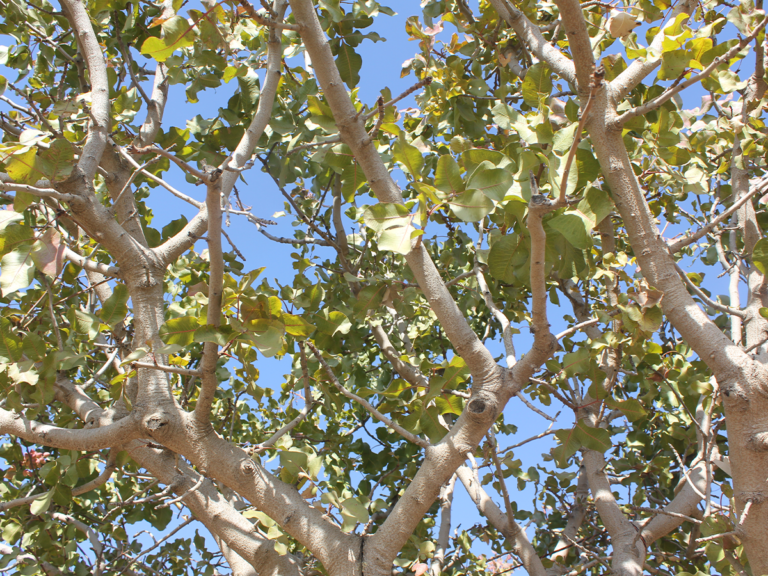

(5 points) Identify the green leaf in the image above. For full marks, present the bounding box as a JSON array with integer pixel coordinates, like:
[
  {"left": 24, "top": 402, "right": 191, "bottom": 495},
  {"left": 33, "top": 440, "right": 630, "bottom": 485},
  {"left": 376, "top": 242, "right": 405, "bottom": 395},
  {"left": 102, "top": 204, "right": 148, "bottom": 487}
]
[
  {"left": 449, "top": 190, "right": 494, "bottom": 222},
  {"left": 461, "top": 148, "right": 506, "bottom": 175},
  {"left": 0, "top": 243, "right": 36, "bottom": 295},
  {"left": 315, "top": 310, "right": 352, "bottom": 336},
  {"left": 247, "top": 319, "right": 285, "bottom": 357},
  {"left": 319, "top": 0, "right": 344, "bottom": 21},
  {"left": 574, "top": 421, "right": 611, "bottom": 452},
  {"left": 194, "top": 325, "right": 235, "bottom": 346},
  {"left": 4, "top": 148, "right": 45, "bottom": 185},
  {"left": 72, "top": 309, "right": 102, "bottom": 340},
  {"left": 522, "top": 62, "right": 552, "bottom": 107},
  {"left": 283, "top": 314, "right": 316, "bottom": 339},
  {"left": 38, "top": 139, "right": 75, "bottom": 181},
  {"left": 751, "top": 239, "right": 768, "bottom": 274},
  {"left": 467, "top": 161, "right": 514, "bottom": 201},
  {"left": 0, "top": 224, "right": 34, "bottom": 259},
  {"left": 549, "top": 212, "right": 592, "bottom": 250},
  {"left": 30, "top": 489, "right": 55, "bottom": 515},
  {"left": 120, "top": 346, "right": 149, "bottom": 365},
  {"left": 605, "top": 398, "right": 647, "bottom": 422},
  {"left": 434, "top": 155, "right": 464, "bottom": 195},
  {"left": 577, "top": 186, "right": 615, "bottom": 227},
  {"left": 340, "top": 497, "right": 369, "bottom": 524},
  {"left": 140, "top": 16, "right": 196, "bottom": 62},
  {"left": 353, "top": 284, "right": 387, "bottom": 316},
  {"left": 22, "top": 332, "right": 45, "bottom": 361},
  {"left": 488, "top": 235, "right": 519, "bottom": 284},
  {"left": 435, "top": 395, "right": 463, "bottom": 415},
  {"left": 392, "top": 137, "right": 423, "bottom": 178},
  {"left": 363, "top": 203, "right": 417, "bottom": 255},
  {"left": 100, "top": 283, "right": 129, "bottom": 326},
  {"left": 0, "top": 317, "right": 22, "bottom": 362},
  {"left": 159, "top": 316, "right": 200, "bottom": 346},
  {"left": 553, "top": 427, "right": 580, "bottom": 467},
  {"left": 335, "top": 43, "right": 362, "bottom": 88}
]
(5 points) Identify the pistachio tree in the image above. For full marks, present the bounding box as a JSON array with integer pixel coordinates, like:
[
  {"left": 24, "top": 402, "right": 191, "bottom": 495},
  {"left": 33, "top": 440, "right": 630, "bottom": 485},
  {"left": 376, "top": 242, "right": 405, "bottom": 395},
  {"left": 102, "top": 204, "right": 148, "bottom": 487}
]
[{"left": 1, "top": 0, "right": 768, "bottom": 574}]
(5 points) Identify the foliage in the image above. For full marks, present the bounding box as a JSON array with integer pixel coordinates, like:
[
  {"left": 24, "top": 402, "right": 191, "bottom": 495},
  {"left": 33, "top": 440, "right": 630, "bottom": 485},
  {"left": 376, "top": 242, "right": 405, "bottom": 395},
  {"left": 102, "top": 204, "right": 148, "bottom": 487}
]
[{"left": 0, "top": 0, "right": 766, "bottom": 574}]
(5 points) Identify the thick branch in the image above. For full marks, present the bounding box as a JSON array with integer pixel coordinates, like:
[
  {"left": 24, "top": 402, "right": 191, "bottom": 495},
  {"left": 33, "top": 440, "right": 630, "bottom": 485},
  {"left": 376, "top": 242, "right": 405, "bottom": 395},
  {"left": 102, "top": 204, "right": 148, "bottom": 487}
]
[
  {"left": 456, "top": 465, "right": 546, "bottom": 576},
  {"left": 289, "top": 0, "right": 496, "bottom": 381},
  {"left": 488, "top": 0, "right": 576, "bottom": 85},
  {"left": 0, "top": 407, "right": 139, "bottom": 451},
  {"left": 60, "top": 0, "right": 109, "bottom": 181}
]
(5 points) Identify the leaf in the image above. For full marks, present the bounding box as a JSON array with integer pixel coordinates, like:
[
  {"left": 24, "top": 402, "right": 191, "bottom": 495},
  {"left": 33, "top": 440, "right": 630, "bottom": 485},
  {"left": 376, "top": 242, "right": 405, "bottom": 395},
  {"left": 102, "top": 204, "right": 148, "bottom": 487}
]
[
  {"left": 461, "top": 148, "right": 506, "bottom": 175},
  {"left": 29, "top": 489, "right": 55, "bottom": 515},
  {"left": 434, "top": 155, "right": 464, "bottom": 195},
  {"left": 492, "top": 104, "right": 537, "bottom": 144},
  {"left": 553, "top": 427, "right": 580, "bottom": 467},
  {"left": 283, "top": 314, "right": 316, "bottom": 339},
  {"left": 466, "top": 161, "right": 514, "bottom": 201},
  {"left": 335, "top": 43, "right": 362, "bottom": 88},
  {"left": 0, "top": 243, "right": 36, "bottom": 295},
  {"left": 194, "top": 325, "right": 235, "bottom": 346},
  {"left": 4, "top": 148, "right": 45, "bottom": 185},
  {"left": 340, "top": 497, "right": 369, "bottom": 523},
  {"left": 436, "top": 395, "right": 463, "bottom": 415},
  {"left": 315, "top": 310, "right": 352, "bottom": 336},
  {"left": 549, "top": 212, "right": 592, "bottom": 249},
  {"left": 319, "top": 0, "right": 344, "bottom": 21},
  {"left": 522, "top": 62, "right": 552, "bottom": 107},
  {"left": 392, "top": 137, "right": 423, "bottom": 178},
  {"left": 38, "top": 139, "right": 75, "bottom": 181},
  {"left": 159, "top": 316, "right": 200, "bottom": 346},
  {"left": 0, "top": 209, "right": 23, "bottom": 231},
  {"left": 100, "top": 283, "right": 129, "bottom": 326},
  {"left": 363, "top": 203, "right": 417, "bottom": 255},
  {"left": 0, "top": 224, "right": 34, "bottom": 259},
  {"left": 487, "top": 235, "right": 519, "bottom": 284},
  {"left": 140, "top": 16, "right": 196, "bottom": 62},
  {"left": 120, "top": 346, "right": 149, "bottom": 365},
  {"left": 577, "top": 186, "right": 615, "bottom": 227},
  {"left": 0, "top": 317, "right": 22, "bottom": 362},
  {"left": 353, "top": 284, "right": 387, "bottom": 317},
  {"left": 605, "top": 398, "right": 648, "bottom": 421},
  {"left": 448, "top": 190, "right": 494, "bottom": 222},
  {"left": 247, "top": 319, "right": 285, "bottom": 357},
  {"left": 72, "top": 309, "right": 102, "bottom": 340},
  {"left": 753, "top": 238, "right": 768, "bottom": 274},
  {"left": 574, "top": 421, "right": 611, "bottom": 452},
  {"left": 31, "top": 229, "right": 65, "bottom": 277},
  {"left": 607, "top": 10, "right": 639, "bottom": 37}
]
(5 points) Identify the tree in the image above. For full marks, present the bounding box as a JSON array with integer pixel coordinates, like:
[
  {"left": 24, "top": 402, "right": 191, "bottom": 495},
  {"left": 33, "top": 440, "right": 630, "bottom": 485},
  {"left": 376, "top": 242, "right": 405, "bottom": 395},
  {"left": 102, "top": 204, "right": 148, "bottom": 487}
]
[{"left": 0, "top": 0, "right": 768, "bottom": 572}]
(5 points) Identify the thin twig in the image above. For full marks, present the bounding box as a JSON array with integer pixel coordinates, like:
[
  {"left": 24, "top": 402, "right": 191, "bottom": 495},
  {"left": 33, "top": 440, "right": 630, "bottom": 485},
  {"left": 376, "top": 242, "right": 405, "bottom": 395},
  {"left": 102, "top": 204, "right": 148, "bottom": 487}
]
[{"left": 307, "top": 341, "right": 430, "bottom": 448}]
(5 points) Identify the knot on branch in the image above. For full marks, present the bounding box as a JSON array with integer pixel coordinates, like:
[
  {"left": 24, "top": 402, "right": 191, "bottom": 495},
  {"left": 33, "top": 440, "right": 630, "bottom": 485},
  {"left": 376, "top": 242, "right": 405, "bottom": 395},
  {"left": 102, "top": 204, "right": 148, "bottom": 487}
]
[
  {"left": 466, "top": 392, "right": 498, "bottom": 423},
  {"left": 748, "top": 431, "right": 768, "bottom": 451},
  {"left": 240, "top": 458, "right": 257, "bottom": 476},
  {"left": 144, "top": 413, "right": 169, "bottom": 433}
]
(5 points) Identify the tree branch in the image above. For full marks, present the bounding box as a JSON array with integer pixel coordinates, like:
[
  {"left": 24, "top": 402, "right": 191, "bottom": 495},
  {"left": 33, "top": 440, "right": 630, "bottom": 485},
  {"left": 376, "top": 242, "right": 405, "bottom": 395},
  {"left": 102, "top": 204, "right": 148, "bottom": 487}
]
[
  {"left": 613, "top": 16, "right": 768, "bottom": 127},
  {"left": 0, "top": 406, "right": 139, "bottom": 451},
  {"left": 456, "top": 464, "right": 547, "bottom": 576},
  {"left": 667, "top": 175, "right": 768, "bottom": 253},
  {"left": 488, "top": 0, "right": 576, "bottom": 86},
  {"left": 60, "top": 0, "right": 109, "bottom": 181},
  {"left": 307, "top": 341, "right": 430, "bottom": 448}
]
